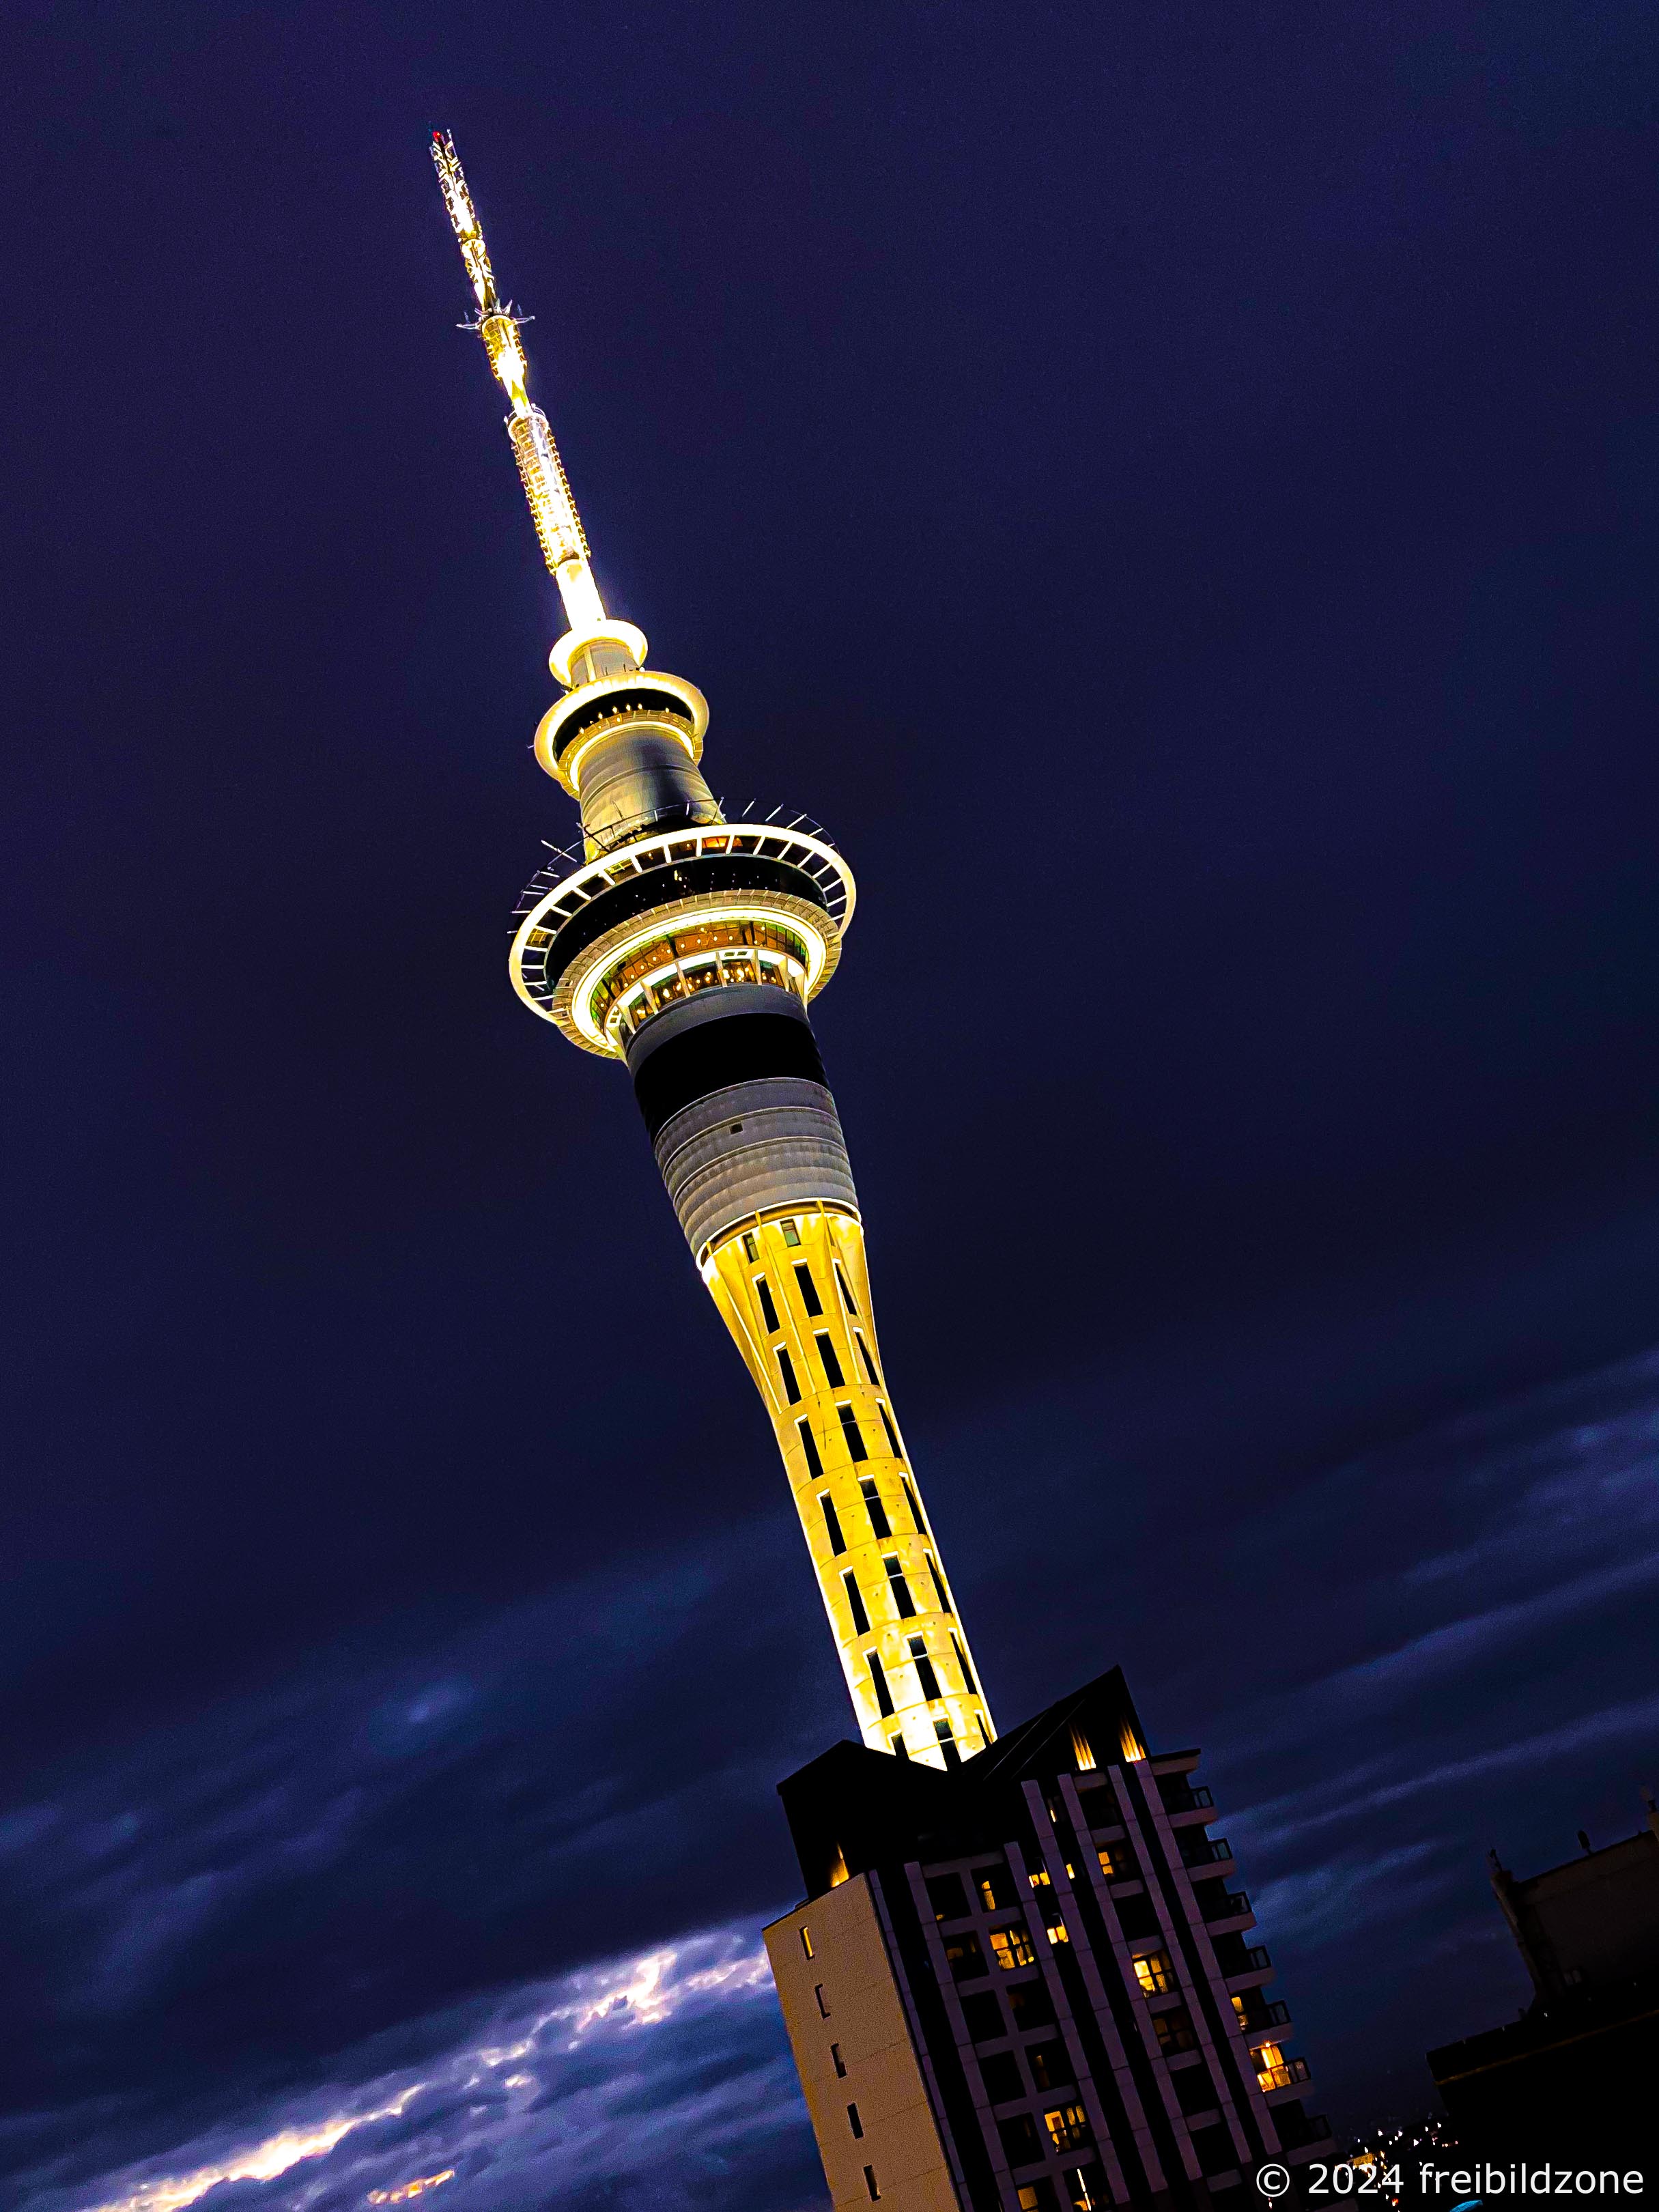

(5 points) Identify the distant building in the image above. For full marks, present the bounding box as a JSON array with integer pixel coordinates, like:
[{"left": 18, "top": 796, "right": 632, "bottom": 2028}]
[
  {"left": 766, "top": 1667, "right": 1329, "bottom": 2210},
  {"left": 1427, "top": 1795, "right": 1659, "bottom": 2157}
]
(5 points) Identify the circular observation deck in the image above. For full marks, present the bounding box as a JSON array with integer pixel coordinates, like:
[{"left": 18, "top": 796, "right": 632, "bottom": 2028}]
[{"left": 509, "top": 821, "right": 857, "bottom": 1057}]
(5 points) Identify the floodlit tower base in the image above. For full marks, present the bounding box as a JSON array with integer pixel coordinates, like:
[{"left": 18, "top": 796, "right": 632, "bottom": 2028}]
[{"left": 765, "top": 1668, "right": 1331, "bottom": 2212}]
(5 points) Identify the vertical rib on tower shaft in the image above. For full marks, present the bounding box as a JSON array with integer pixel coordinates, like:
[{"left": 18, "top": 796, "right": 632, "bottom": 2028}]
[{"left": 436, "top": 130, "right": 994, "bottom": 1768}]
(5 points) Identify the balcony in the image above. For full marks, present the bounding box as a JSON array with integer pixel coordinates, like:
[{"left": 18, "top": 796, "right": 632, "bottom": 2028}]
[
  {"left": 1236, "top": 1998, "right": 1291, "bottom": 2036},
  {"left": 1161, "top": 1783, "right": 1215, "bottom": 1823},
  {"left": 1257, "top": 2056, "right": 1311, "bottom": 2094},
  {"left": 1279, "top": 2110, "right": 1333, "bottom": 2151},
  {"left": 1225, "top": 1944, "right": 1274, "bottom": 1989},
  {"left": 1202, "top": 1889, "right": 1253, "bottom": 1927},
  {"left": 1180, "top": 1836, "right": 1234, "bottom": 1875}
]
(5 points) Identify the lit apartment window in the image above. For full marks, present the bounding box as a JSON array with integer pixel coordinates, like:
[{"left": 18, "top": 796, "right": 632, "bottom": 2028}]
[
  {"left": 1133, "top": 1951, "right": 1174, "bottom": 1996},
  {"left": 877, "top": 1403, "right": 904, "bottom": 1460},
  {"left": 839, "top": 1403, "right": 869, "bottom": 1462},
  {"left": 847, "top": 2103, "right": 864, "bottom": 2139},
  {"left": 1017, "top": 2187, "right": 1058, "bottom": 2212},
  {"left": 988, "top": 1923, "right": 1037, "bottom": 1971},
  {"left": 742, "top": 1232, "right": 758, "bottom": 1263},
  {"left": 821, "top": 1493, "right": 847, "bottom": 1555},
  {"left": 1096, "top": 1845, "right": 1122, "bottom": 1880},
  {"left": 843, "top": 1571, "right": 870, "bottom": 1634},
  {"left": 756, "top": 1277, "right": 780, "bottom": 1333},
  {"left": 801, "top": 1927, "right": 814, "bottom": 1958},
  {"left": 907, "top": 1636, "right": 941, "bottom": 1701},
  {"left": 834, "top": 1260, "right": 859, "bottom": 1314},
  {"left": 794, "top": 1263, "right": 823, "bottom": 1316},
  {"left": 816, "top": 1333, "right": 845, "bottom": 1388},
  {"left": 883, "top": 1556, "right": 917, "bottom": 1617},
  {"left": 777, "top": 1346, "right": 802, "bottom": 1403},
  {"left": 901, "top": 1473, "right": 924, "bottom": 1529},
  {"left": 855, "top": 1333, "right": 880, "bottom": 1384},
  {"left": 781, "top": 1220, "right": 802, "bottom": 1247},
  {"left": 860, "top": 1478, "right": 892, "bottom": 1539},
  {"left": 798, "top": 1419, "right": 824, "bottom": 1480},
  {"left": 951, "top": 1631, "right": 978, "bottom": 1695},
  {"left": 867, "top": 1649, "right": 895, "bottom": 1718},
  {"left": 864, "top": 2166, "right": 879, "bottom": 2202},
  {"left": 925, "top": 1554, "right": 952, "bottom": 1614},
  {"left": 1044, "top": 2106, "right": 1093, "bottom": 2155},
  {"left": 831, "top": 2042, "right": 847, "bottom": 2078}
]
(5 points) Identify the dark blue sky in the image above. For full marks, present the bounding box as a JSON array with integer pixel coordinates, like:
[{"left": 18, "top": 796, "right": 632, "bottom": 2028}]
[{"left": 5, "top": 1, "right": 1659, "bottom": 2204}]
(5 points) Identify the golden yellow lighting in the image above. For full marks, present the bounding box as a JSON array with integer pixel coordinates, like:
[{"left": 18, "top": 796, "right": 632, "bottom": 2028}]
[
  {"left": 369, "top": 2176, "right": 456, "bottom": 2207},
  {"left": 83, "top": 2095, "right": 420, "bottom": 2212},
  {"left": 1069, "top": 1725, "right": 1096, "bottom": 1771},
  {"left": 828, "top": 1845, "right": 850, "bottom": 1887},
  {"left": 1118, "top": 1721, "right": 1146, "bottom": 1763}
]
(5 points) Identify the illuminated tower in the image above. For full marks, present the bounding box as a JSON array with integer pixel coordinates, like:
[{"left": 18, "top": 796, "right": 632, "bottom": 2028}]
[{"left": 431, "top": 131, "right": 993, "bottom": 1772}]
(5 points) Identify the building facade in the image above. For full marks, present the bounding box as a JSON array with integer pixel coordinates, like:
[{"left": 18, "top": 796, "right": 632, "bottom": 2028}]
[{"left": 766, "top": 1669, "right": 1330, "bottom": 2210}]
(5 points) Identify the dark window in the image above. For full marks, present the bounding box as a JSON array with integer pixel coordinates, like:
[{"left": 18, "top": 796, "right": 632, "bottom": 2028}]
[
  {"left": 1017, "top": 2185, "right": 1059, "bottom": 2212},
  {"left": 847, "top": 2103, "right": 864, "bottom": 2140},
  {"left": 777, "top": 1346, "right": 801, "bottom": 1402},
  {"left": 1191, "top": 2123, "right": 1236, "bottom": 2177},
  {"left": 908, "top": 1636, "right": 941, "bottom": 1701},
  {"left": 959, "top": 1989, "right": 1004, "bottom": 2041},
  {"left": 997, "top": 2114, "right": 1043, "bottom": 2168},
  {"left": 781, "top": 1219, "right": 801, "bottom": 1247},
  {"left": 926, "top": 1870, "right": 969, "bottom": 1920},
  {"left": 925, "top": 1554, "right": 952, "bottom": 1614},
  {"left": 855, "top": 1333, "right": 880, "bottom": 1384},
  {"left": 951, "top": 1632, "right": 978, "bottom": 1695},
  {"left": 798, "top": 1419, "right": 824, "bottom": 1479},
  {"left": 937, "top": 1718, "right": 960, "bottom": 1766},
  {"left": 976, "top": 1864, "right": 1016, "bottom": 1912},
  {"left": 1008, "top": 1981, "right": 1055, "bottom": 2030},
  {"left": 834, "top": 1261, "right": 859, "bottom": 1314},
  {"left": 840, "top": 1402, "right": 868, "bottom": 1462},
  {"left": 1175, "top": 2064, "right": 1219, "bottom": 2116},
  {"left": 867, "top": 1649, "right": 894, "bottom": 1718},
  {"left": 821, "top": 1493, "right": 847, "bottom": 1555},
  {"left": 891, "top": 1733, "right": 909, "bottom": 1759},
  {"left": 1152, "top": 2006, "right": 1196, "bottom": 2055},
  {"left": 859, "top": 1478, "right": 892, "bottom": 1537},
  {"left": 843, "top": 1571, "right": 869, "bottom": 1634},
  {"left": 794, "top": 1263, "right": 823, "bottom": 1316},
  {"left": 979, "top": 2050, "right": 1023, "bottom": 2103},
  {"left": 831, "top": 2042, "right": 847, "bottom": 2078},
  {"left": 878, "top": 1404, "right": 904, "bottom": 1460},
  {"left": 756, "top": 1277, "right": 780, "bottom": 1333},
  {"left": 1115, "top": 1892, "right": 1160, "bottom": 1940},
  {"left": 1027, "top": 2041, "right": 1074, "bottom": 2092},
  {"left": 943, "top": 1929, "right": 987, "bottom": 1981},
  {"left": 901, "top": 1474, "right": 924, "bottom": 1529},
  {"left": 741, "top": 1232, "right": 758, "bottom": 1263},
  {"left": 863, "top": 2166, "right": 879, "bottom": 2202},
  {"left": 883, "top": 1556, "right": 917, "bottom": 1617},
  {"left": 814, "top": 1984, "right": 829, "bottom": 2018},
  {"left": 817, "top": 1333, "right": 845, "bottom": 1388}
]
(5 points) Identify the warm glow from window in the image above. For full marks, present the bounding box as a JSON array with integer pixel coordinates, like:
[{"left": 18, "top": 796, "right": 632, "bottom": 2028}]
[
  {"left": 1069, "top": 1725, "right": 1096, "bottom": 1771},
  {"left": 1133, "top": 1950, "right": 1174, "bottom": 1995},
  {"left": 829, "top": 1845, "right": 850, "bottom": 1887},
  {"left": 1118, "top": 1721, "right": 1146, "bottom": 1762}
]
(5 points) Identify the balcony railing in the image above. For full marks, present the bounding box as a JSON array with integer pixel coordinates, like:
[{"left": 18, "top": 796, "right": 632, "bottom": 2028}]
[
  {"left": 1245, "top": 1945, "right": 1272, "bottom": 1972},
  {"left": 1257, "top": 2057, "right": 1311, "bottom": 2092},
  {"left": 1182, "top": 1836, "right": 1232, "bottom": 1866},
  {"left": 1161, "top": 1783, "right": 1215, "bottom": 1813},
  {"left": 1204, "top": 1889, "right": 1251, "bottom": 1921}
]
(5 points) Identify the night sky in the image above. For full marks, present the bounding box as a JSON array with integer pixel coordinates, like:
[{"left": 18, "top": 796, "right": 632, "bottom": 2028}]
[{"left": 7, "top": 2, "right": 1659, "bottom": 2204}]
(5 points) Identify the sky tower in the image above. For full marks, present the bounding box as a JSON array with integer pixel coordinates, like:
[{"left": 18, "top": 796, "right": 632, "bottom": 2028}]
[{"left": 431, "top": 131, "right": 994, "bottom": 1773}]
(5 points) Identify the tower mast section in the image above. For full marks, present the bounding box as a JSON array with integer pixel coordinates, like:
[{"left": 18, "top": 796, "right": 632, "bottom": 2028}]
[{"left": 429, "top": 130, "right": 613, "bottom": 645}]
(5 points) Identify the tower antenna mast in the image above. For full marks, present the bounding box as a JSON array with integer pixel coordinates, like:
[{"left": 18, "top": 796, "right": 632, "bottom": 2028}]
[{"left": 429, "top": 130, "right": 631, "bottom": 659}]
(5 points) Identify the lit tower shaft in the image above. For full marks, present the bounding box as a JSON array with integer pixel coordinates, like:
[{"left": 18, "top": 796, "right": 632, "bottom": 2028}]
[{"left": 432, "top": 133, "right": 993, "bottom": 1770}]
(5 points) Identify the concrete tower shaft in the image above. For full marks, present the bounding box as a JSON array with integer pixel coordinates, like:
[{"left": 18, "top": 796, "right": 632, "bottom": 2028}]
[{"left": 436, "top": 131, "right": 996, "bottom": 1770}]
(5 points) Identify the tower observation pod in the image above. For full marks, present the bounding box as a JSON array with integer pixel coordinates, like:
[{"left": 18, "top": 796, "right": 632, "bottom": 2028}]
[{"left": 431, "top": 134, "right": 993, "bottom": 1769}]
